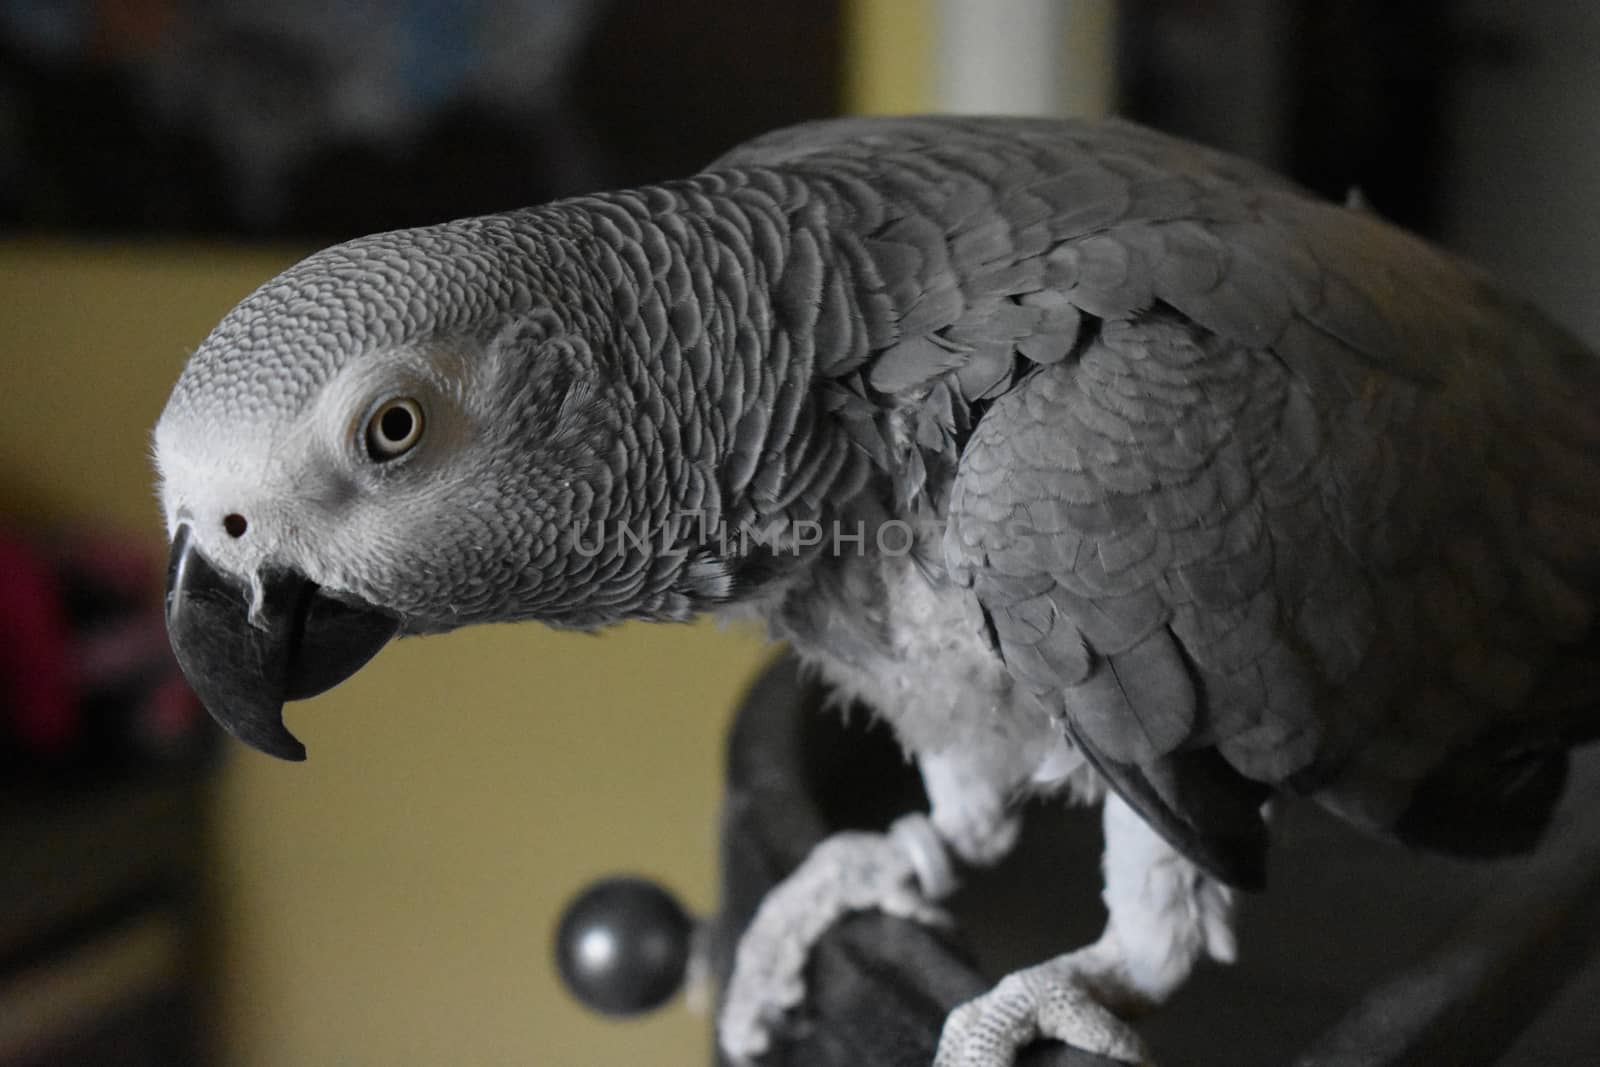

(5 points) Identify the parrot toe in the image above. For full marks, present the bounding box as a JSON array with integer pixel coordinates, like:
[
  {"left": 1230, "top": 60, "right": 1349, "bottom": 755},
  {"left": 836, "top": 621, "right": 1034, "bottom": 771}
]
[
  {"left": 718, "top": 827, "right": 951, "bottom": 1063},
  {"left": 934, "top": 946, "right": 1154, "bottom": 1067}
]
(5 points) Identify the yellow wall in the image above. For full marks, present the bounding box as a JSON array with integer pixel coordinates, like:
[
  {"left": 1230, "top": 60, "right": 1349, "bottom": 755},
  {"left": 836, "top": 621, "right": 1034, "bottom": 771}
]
[
  {"left": 844, "top": 0, "right": 1115, "bottom": 118},
  {"left": 843, "top": 0, "right": 935, "bottom": 114},
  {"left": 0, "top": 242, "right": 772, "bottom": 1065}
]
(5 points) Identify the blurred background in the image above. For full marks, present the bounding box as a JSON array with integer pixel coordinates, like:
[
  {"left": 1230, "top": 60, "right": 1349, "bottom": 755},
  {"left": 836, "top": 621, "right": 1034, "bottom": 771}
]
[{"left": 0, "top": 1, "right": 1595, "bottom": 1064}]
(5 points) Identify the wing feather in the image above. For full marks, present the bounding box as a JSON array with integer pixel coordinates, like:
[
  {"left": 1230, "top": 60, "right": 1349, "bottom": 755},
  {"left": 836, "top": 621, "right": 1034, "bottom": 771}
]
[{"left": 720, "top": 115, "right": 1600, "bottom": 876}]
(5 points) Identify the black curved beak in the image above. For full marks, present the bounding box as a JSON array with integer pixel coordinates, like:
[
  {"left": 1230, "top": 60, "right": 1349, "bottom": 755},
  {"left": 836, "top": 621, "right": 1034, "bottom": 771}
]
[{"left": 164, "top": 524, "right": 400, "bottom": 761}]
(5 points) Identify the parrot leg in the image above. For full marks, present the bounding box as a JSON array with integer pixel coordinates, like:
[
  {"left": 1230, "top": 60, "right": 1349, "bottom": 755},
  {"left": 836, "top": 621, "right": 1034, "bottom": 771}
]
[
  {"left": 718, "top": 746, "right": 1025, "bottom": 1063},
  {"left": 920, "top": 746, "right": 1025, "bottom": 866},
  {"left": 933, "top": 793, "right": 1237, "bottom": 1066}
]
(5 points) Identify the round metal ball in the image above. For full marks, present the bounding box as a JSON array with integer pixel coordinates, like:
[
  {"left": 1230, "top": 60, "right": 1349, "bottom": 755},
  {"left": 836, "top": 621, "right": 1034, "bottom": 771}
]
[{"left": 554, "top": 876, "right": 693, "bottom": 1016}]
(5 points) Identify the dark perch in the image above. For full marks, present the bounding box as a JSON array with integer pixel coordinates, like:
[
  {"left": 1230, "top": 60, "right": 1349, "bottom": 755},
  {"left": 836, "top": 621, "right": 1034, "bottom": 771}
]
[
  {"left": 704, "top": 656, "right": 1600, "bottom": 1066},
  {"left": 708, "top": 655, "right": 1102, "bottom": 1067},
  {"left": 558, "top": 654, "right": 1600, "bottom": 1064}
]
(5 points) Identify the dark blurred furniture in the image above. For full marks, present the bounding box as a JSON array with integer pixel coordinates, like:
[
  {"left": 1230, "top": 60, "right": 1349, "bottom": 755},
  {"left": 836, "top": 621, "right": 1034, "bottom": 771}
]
[
  {"left": 0, "top": 527, "right": 217, "bottom": 1064},
  {"left": 706, "top": 656, "right": 1600, "bottom": 1066},
  {"left": 1119, "top": 0, "right": 1477, "bottom": 235},
  {"left": 0, "top": 777, "right": 211, "bottom": 1067},
  {"left": 0, "top": 1, "right": 841, "bottom": 240}
]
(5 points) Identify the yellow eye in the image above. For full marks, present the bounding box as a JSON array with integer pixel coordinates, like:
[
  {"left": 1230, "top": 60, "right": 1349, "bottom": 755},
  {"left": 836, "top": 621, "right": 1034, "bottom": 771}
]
[{"left": 365, "top": 397, "right": 424, "bottom": 461}]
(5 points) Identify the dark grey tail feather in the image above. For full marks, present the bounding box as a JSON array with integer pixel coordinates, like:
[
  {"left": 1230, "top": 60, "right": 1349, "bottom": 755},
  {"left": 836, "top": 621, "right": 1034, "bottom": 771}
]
[
  {"left": 1387, "top": 652, "right": 1598, "bottom": 859},
  {"left": 1393, "top": 743, "right": 1570, "bottom": 858},
  {"left": 1395, "top": 624, "right": 1600, "bottom": 858},
  {"left": 1528, "top": 654, "right": 1600, "bottom": 747}
]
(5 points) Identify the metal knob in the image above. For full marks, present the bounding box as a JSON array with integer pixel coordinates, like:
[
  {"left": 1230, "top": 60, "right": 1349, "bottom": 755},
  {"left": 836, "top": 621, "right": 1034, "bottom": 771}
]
[{"left": 554, "top": 876, "right": 694, "bottom": 1016}]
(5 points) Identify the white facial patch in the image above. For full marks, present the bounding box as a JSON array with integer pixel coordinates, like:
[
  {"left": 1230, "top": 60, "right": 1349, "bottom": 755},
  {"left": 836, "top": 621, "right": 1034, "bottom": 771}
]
[{"left": 152, "top": 406, "right": 306, "bottom": 580}]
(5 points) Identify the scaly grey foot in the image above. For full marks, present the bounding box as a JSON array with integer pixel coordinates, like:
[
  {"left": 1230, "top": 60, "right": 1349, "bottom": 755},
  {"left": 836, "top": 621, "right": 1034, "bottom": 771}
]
[
  {"left": 933, "top": 938, "right": 1155, "bottom": 1066},
  {"left": 717, "top": 814, "right": 955, "bottom": 1063}
]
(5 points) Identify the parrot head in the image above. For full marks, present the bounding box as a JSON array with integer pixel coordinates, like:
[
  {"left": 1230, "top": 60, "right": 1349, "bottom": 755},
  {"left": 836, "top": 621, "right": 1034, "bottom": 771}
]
[{"left": 154, "top": 218, "right": 651, "bottom": 761}]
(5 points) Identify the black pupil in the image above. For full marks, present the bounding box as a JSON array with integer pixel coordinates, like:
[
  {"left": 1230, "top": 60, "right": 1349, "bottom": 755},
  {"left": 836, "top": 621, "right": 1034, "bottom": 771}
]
[{"left": 379, "top": 405, "right": 414, "bottom": 444}]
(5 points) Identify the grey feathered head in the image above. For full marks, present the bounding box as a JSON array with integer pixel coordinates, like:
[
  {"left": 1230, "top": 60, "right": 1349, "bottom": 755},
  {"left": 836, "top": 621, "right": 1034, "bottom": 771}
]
[{"left": 155, "top": 214, "right": 669, "bottom": 758}]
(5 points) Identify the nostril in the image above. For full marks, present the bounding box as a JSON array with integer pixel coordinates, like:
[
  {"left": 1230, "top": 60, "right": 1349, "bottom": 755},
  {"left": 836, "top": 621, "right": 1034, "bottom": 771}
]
[{"left": 223, "top": 513, "right": 248, "bottom": 538}]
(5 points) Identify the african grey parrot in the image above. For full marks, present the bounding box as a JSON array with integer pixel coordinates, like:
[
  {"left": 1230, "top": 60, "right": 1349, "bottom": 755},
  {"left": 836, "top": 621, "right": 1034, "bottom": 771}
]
[{"left": 155, "top": 116, "right": 1600, "bottom": 1065}]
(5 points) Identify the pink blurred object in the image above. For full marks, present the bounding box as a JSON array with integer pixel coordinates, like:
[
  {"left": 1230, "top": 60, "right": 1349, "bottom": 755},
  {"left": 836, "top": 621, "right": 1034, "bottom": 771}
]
[
  {"left": 0, "top": 530, "right": 79, "bottom": 754},
  {"left": 0, "top": 525, "right": 212, "bottom": 772}
]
